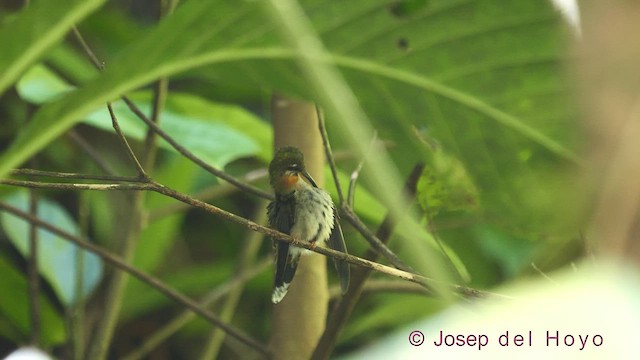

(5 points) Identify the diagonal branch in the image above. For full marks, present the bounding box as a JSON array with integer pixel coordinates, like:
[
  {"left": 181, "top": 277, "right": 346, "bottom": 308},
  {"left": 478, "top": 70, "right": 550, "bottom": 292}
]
[
  {"left": 1, "top": 178, "right": 497, "bottom": 299},
  {"left": 0, "top": 202, "right": 270, "bottom": 358},
  {"left": 120, "top": 96, "right": 273, "bottom": 200},
  {"left": 106, "top": 102, "right": 148, "bottom": 179}
]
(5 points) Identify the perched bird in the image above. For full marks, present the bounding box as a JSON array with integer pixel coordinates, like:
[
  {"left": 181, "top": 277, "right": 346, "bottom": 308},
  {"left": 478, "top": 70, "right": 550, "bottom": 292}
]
[{"left": 267, "top": 146, "right": 350, "bottom": 304}]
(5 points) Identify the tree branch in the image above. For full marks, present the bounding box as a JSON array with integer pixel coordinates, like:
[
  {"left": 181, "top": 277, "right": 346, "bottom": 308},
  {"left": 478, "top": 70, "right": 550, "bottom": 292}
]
[
  {"left": 10, "top": 169, "right": 147, "bottom": 183},
  {"left": 1, "top": 178, "right": 495, "bottom": 297}
]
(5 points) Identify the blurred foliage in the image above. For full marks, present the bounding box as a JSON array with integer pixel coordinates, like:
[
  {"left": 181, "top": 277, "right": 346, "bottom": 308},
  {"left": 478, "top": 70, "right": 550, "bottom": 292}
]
[{"left": 0, "top": 0, "right": 584, "bottom": 358}]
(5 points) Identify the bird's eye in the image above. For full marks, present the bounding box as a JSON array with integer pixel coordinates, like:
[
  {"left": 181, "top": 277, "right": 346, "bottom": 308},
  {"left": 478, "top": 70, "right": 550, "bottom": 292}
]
[{"left": 287, "top": 164, "right": 300, "bottom": 171}]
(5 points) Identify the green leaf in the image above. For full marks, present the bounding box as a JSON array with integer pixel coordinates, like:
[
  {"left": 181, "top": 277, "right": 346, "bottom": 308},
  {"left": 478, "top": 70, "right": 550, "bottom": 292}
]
[
  {"left": 0, "top": 0, "right": 577, "bottom": 237},
  {"left": 0, "top": 256, "right": 66, "bottom": 346},
  {"left": 0, "top": 190, "right": 104, "bottom": 306},
  {"left": 0, "top": 0, "right": 105, "bottom": 96}
]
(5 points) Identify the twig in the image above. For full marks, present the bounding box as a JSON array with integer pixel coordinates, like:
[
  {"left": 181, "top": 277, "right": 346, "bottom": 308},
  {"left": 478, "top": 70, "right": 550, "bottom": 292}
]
[
  {"left": 121, "top": 258, "right": 271, "bottom": 360},
  {"left": 531, "top": 263, "right": 559, "bottom": 285},
  {"left": 120, "top": 96, "right": 273, "bottom": 200},
  {"left": 141, "top": 78, "right": 167, "bottom": 171},
  {"left": 10, "top": 169, "right": 148, "bottom": 183},
  {"left": 28, "top": 189, "right": 40, "bottom": 346},
  {"left": 316, "top": 110, "right": 411, "bottom": 272},
  {"left": 347, "top": 131, "right": 377, "bottom": 208},
  {"left": 72, "top": 27, "right": 103, "bottom": 70},
  {"left": 316, "top": 106, "right": 344, "bottom": 205},
  {"left": 0, "top": 202, "right": 270, "bottom": 358},
  {"left": 1, "top": 180, "right": 154, "bottom": 191},
  {"left": 107, "top": 102, "right": 148, "bottom": 179}
]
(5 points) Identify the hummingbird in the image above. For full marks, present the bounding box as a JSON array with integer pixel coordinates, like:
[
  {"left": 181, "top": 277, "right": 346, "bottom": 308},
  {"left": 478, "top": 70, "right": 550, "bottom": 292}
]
[{"left": 267, "top": 146, "right": 350, "bottom": 304}]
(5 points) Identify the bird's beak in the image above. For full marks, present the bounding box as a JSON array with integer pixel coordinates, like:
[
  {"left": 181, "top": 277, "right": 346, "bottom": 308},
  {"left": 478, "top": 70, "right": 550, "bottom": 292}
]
[{"left": 300, "top": 170, "right": 319, "bottom": 188}]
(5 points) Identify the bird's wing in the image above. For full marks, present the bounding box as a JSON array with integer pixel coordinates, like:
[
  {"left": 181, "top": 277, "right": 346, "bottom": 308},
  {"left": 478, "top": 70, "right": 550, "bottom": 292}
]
[
  {"left": 267, "top": 197, "right": 300, "bottom": 304},
  {"left": 328, "top": 214, "right": 350, "bottom": 293}
]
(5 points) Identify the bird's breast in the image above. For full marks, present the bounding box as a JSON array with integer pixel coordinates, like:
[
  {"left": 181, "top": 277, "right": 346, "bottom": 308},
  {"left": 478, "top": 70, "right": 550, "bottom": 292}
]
[{"left": 290, "top": 187, "right": 335, "bottom": 255}]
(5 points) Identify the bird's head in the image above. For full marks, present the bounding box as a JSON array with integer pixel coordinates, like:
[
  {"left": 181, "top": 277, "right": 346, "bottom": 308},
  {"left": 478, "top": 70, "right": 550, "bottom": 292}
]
[{"left": 269, "top": 146, "right": 317, "bottom": 194}]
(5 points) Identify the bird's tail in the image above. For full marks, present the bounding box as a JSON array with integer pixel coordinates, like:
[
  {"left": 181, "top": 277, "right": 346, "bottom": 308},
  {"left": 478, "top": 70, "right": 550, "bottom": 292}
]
[{"left": 272, "top": 242, "right": 300, "bottom": 304}]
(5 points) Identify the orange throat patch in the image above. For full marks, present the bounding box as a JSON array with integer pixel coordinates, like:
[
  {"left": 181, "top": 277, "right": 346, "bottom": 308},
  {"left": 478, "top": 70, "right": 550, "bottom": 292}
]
[{"left": 279, "top": 174, "right": 299, "bottom": 192}]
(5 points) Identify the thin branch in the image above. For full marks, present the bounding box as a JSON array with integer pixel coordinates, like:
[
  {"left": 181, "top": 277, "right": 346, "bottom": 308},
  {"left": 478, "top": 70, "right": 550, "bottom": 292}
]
[
  {"left": 316, "top": 106, "right": 344, "bottom": 205},
  {"left": 141, "top": 78, "right": 167, "bottom": 171},
  {"left": 1, "top": 179, "right": 154, "bottom": 191},
  {"left": 121, "top": 258, "right": 271, "bottom": 360},
  {"left": 531, "top": 263, "right": 559, "bottom": 285},
  {"left": 120, "top": 96, "right": 273, "bottom": 200},
  {"left": 1, "top": 178, "right": 496, "bottom": 298},
  {"left": 347, "top": 161, "right": 362, "bottom": 208},
  {"left": 10, "top": 169, "right": 147, "bottom": 183},
  {"left": 72, "top": 27, "right": 103, "bottom": 70},
  {"left": 28, "top": 189, "right": 40, "bottom": 346},
  {"left": 0, "top": 202, "right": 269, "bottom": 358},
  {"left": 347, "top": 131, "right": 377, "bottom": 208},
  {"left": 107, "top": 102, "right": 148, "bottom": 179}
]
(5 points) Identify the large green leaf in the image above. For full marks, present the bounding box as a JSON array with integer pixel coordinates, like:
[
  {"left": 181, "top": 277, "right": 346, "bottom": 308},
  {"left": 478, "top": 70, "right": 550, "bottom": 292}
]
[
  {"left": 0, "top": 0, "right": 105, "bottom": 95},
  {"left": 0, "top": 191, "right": 104, "bottom": 306},
  {"left": 0, "top": 0, "right": 576, "bottom": 235}
]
